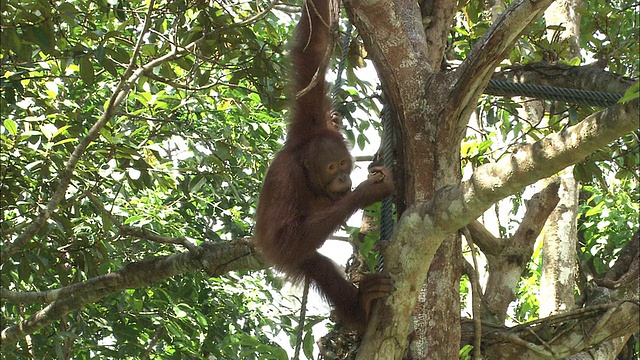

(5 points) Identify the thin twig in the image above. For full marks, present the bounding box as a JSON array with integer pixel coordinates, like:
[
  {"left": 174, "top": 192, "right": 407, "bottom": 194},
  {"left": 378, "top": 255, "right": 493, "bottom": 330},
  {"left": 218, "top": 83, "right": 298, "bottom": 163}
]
[{"left": 86, "top": 192, "right": 197, "bottom": 251}]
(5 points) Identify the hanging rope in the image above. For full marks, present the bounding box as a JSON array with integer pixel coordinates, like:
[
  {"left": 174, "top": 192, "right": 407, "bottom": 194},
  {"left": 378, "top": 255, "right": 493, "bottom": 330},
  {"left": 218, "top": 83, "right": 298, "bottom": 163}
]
[
  {"left": 485, "top": 80, "right": 622, "bottom": 107},
  {"left": 293, "top": 279, "right": 310, "bottom": 360},
  {"left": 376, "top": 106, "right": 395, "bottom": 272},
  {"left": 329, "top": 21, "right": 396, "bottom": 272},
  {"left": 331, "top": 22, "right": 353, "bottom": 102}
]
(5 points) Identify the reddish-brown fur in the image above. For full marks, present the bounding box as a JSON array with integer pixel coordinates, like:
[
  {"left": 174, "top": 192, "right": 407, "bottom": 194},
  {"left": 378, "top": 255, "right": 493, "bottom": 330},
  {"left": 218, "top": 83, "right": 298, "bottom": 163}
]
[{"left": 254, "top": 0, "right": 394, "bottom": 330}]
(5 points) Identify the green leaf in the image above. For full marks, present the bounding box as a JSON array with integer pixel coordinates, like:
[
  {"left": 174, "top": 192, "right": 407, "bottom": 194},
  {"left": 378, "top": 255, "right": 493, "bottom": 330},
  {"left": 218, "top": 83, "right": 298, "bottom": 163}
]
[
  {"left": 303, "top": 331, "right": 314, "bottom": 359},
  {"left": 52, "top": 125, "right": 71, "bottom": 140},
  {"left": 356, "top": 133, "right": 367, "bottom": 150},
  {"left": 141, "top": 44, "right": 156, "bottom": 56},
  {"left": 94, "top": 45, "right": 106, "bottom": 61},
  {"left": 3, "top": 119, "right": 18, "bottom": 136},
  {"left": 188, "top": 175, "right": 207, "bottom": 194},
  {"left": 176, "top": 57, "right": 194, "bottom": 71},
  {"left": 99, "top": 56, "right": 119, "bottom": 77},
  {"left": 618, "top": 81, "right": 639, "bottom": 103},
  {"left": 57, "top": 2, "right": 78, "bottom": 15},
  {"left": 31, "top": 24, "right": 55, "bottom": 55},
  {"left": 585, "top": 202, "right": 603, "bottom": 217},
  {"left": 124, "top": 215, "right": 146, "bottom": 225},
  {"left": 159, "top": 63, "right": 176, "bottom": 79},
  {"left": 2, "top": 27, "right": 22, "bottom": 55},
  {"left": 53, "top": 138, "right": 77, "bottom": 147},
  {"left": 79, "top": 56, "right": 95, "bottom": 85},
  {"left": 106, "top": 46, "right": 130, "bottom": 64}
]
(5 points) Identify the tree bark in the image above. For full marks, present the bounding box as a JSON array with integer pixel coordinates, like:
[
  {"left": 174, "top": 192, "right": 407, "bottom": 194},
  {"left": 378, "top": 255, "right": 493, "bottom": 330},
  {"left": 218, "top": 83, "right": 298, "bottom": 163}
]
[{"left": 342, "top": 0, "right": 638, "bottom": 358}]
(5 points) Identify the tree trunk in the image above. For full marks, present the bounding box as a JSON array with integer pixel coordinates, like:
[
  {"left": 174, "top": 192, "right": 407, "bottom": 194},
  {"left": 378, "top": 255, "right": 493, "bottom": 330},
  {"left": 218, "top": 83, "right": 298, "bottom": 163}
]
[
  {"left": 341, "top": 0, "right": 638, "bottom": 358},
  {"left": 539, "top": 0, "right": 581, "bottom": 319}
]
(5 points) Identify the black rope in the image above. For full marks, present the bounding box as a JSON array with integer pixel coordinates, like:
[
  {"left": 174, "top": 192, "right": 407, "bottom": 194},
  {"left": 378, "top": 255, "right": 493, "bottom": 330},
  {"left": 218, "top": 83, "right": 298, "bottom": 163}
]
[{"left": 485, "top": 80, "right": 622, "bottom": 107}]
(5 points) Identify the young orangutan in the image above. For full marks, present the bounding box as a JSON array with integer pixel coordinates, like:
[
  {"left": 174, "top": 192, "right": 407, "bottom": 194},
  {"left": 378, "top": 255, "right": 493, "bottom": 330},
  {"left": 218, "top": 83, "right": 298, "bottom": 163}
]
[{"left": 254, "top": 0, "right": 394, "bottom": 331}]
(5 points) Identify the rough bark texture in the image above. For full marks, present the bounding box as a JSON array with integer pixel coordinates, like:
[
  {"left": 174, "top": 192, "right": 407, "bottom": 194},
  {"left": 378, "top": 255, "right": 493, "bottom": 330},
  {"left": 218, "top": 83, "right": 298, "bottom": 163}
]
[
  {"left": 540, "top": 169, "right": 579, "bottom": 317},
  {"left": 536, "top": 0, "right": 583, "bottom": 320}
]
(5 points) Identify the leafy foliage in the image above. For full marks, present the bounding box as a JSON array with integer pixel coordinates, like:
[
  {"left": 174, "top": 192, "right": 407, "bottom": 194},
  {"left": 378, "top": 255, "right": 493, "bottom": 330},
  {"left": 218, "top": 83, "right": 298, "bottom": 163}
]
[
  {"left": 0, "top": 0, "right": 302, "bottom": 357},
  {"left": 579, "top": 183, "right": 639, "bottom": 274},
  {"left": 578, "top": 0, "right": 639, "bottom": 76}
]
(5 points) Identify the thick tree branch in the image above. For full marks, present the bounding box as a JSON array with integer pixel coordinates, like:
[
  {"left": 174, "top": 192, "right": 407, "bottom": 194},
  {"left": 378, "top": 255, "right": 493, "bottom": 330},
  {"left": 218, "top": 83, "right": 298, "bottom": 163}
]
[
  {"left": 420, "top": 0, "right": 458, "bottom": 70},
  {"left": 343, "top": 0, "right": 431, "bottom": 122},
  {"left": 482, "top": 180, "right": 560, "bottom": 325},
  {"left": 567, "top": 335, "right": 633, "bottom": 360},
  {"left": 466, "top": 220, "right": 503, "bottom": 256},
  {"left": 0, "top": 239, "right": 264, "bottom": 347},
  {"left": 430, "top": 99, "right": 638, "bottom": 237},
  {"left": 596, "top": 231, "right": 639, "bottom": 288},
  {"left": 511, "top": 181, "right": 561, "bottom": 246},
  {"left": 461, "top": 227, "right": 484, "bottom": 359},
  {"left": 485, "top": 300, "right": 639, "bottom": 357},
  {"left": 462, "top": 245, "right": 640, "bottom": 357}
]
